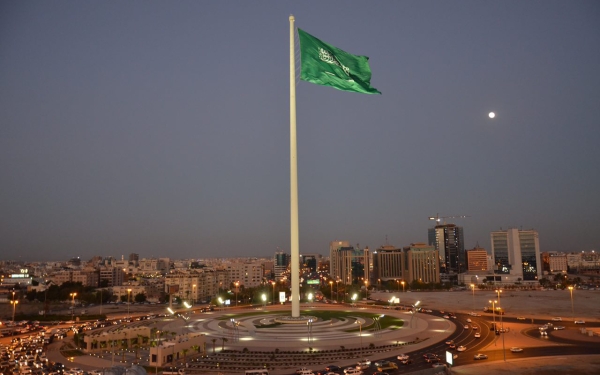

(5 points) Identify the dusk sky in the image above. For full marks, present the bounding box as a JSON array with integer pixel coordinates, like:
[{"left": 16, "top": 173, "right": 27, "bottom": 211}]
[{"left": 1, "top": 1, "right": 599, "bottom": 262}]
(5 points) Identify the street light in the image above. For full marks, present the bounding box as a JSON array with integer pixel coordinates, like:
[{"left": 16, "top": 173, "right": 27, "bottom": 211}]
[
  {"left": 568, "top": 286, "right": 575, "bottom": 321},
  {"left": 397, "top": 280, "right": 400, "bottom": 291},
  {"left": 355, "top": 319, "right": 363, "bottom": 358},
  {"left": 127, "top": 289, "right": 132, "bottom": 319},
  {"left": 307, "top": 293, "right": 313, "bottom": 306},
  {"left": 401, "top": 281, "right": 405, "bottom": 293},
  {"left": 261, "top": 293, "right": 266, "bottom": 308},
  {"left": 495, "top": 288, "right": 502, "bottom": 306},
  {"left": 364, "top": 280, "right": 369, "bottom": 300},
  {"left": 70, "top": 292, "right": 77, "bottom": 320},
  {"left": 336, "top": 279, "right": 340, "bottom": 302},
  {"left": 307, "top": 318, "right": 314, "bottom": 346},
  {"left": 10, "top": 300, "right": 18, "bottom": 322},
  {"left": 470, "top": 284, "right": 475, "bottom": 312},
  {"left": 192, "top": 284, "right": 196, "bottom": 305},
  {"left": 235, "top": 281, "right": 239, "bottom": 307},
  {"left": 489, "top": 300, "right": 497, "bottom": 333},
  {"left": 351, "top": 293, "right": 357, "bottom": 307},
  {"left": 271, "top": 281, "right": 276, "bottom": 305}
]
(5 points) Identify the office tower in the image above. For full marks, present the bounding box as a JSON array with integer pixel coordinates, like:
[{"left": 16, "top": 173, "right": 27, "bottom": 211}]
[
  {"left": 330, "top": 241, "right": 370, "bottom": 285},
  {"left": 372, "top": 245, "right": 404, "bottom": 283},
  {"left": 428, "top": 224, "right": 465, "bottom": 274},
  {"left": 274, "top": 251, "right": 291, "bottom": 281},
  {"left": 466, "top": 246, "right": 489, "bottom": 272},
  {"left": 404, "top": 243, "right": 440, "bottom": 283},
  {"left": 490, "top": 228, "right": 541, "bottom": 281}
]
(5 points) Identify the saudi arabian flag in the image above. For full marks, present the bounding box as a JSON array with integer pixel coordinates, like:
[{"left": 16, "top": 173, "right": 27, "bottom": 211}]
[{"left": 298, "top": 28, "right": 381, "bottom": 95}]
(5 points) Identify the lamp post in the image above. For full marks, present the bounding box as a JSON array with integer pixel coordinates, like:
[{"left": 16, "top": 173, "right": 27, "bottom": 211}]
[
  {"left": 11, "top": 300, "right": 18, "bottom": 322},
  {"left": 308, "top": 293, "right": 313, "bottom": 307},
  {"left": 397, "top": 280, "right": 400, "bottom": 291},
  {"left": 355, "top": 319, "right": 363, "bottom": 358},
  {"left": 364, "top": 280, "right": 369, "bottom": 300},
  {"left": 307, "top": 318, "right": 313, "bottom": 346},
  {"left": 192, "top": 284, "right": 196, "bottom": 305},
  {"left": 235, "top": 281, "right": 239, "bottom": 307},
  {"left": 495, "top": 288, "right": 502, "bottom": 306},
  {"left": 336, "top": 280, "right": 340, "bottom": 303},
  {"left": 127, "top": 289, "right": 132, "bottom": 319},
  {"left": 329, "top": 281, "right": 333, "bottom": 301},
  {"left": 401, "top": 281, "right": 405, "bottom": 293},
  {"left": 470, "top": 284, "right": 475, "bottom": 312},
  {"left": 261, "top": 293, "right": 266, "bottom": 308},
  {"left": 70, "top": 292, "right": 77, "bottom": 320},
  {"left": 568, "top": 286, "right": 574, "bottom": 321},
  {"left": 272, "top": 281, "right": 276, "bottom": 305},
  {"left": 489, "top": 300, "right": 497, "bottom": 346}
]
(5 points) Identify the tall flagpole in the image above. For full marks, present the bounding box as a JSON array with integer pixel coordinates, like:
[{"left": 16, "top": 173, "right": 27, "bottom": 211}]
[{"left": 289, "top": 15, "right": 300, "bottom": 318}]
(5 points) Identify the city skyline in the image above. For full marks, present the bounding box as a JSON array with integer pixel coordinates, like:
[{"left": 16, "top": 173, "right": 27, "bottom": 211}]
[{"left": 1, "top": 2, "right": 599, "bottom": 261}]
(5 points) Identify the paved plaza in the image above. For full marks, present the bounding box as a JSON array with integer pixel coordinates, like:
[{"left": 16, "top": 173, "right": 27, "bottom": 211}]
[{"left": 43, "top": 289, "right": 600, "bottom": 374}]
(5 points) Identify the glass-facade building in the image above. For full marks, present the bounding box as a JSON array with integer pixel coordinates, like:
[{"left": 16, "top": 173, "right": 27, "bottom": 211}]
[{"left": 490, "top": 228, "right": 540, "bottom": 281}]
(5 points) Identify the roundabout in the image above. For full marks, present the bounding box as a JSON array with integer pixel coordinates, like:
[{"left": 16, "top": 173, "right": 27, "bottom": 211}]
[{"left": 175, "top": 305, "right": 456, "bottom": 352}]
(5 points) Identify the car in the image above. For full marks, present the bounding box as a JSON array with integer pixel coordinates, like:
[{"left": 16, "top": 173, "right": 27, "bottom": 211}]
[
  {"left": 343, "top": 369, "right": 362, "bottom": 375},
  {"left": 552, "top": 317, "right": 562, "bottom": 321},
  {"left": 474, "top": 354, "right": 488, "bottom": 360},
  {"left": 432, "top": 363, "right": 447, "bottom": 368},
  {"left": 464, "top": 325, "right": 469, "bottom": 329},
  {"left": 356, "top": 359, "right": 371, "bottom": 369},
  {"left": 443, "top": 315, "right": 450, "bottom": 319},
  {"left": 448, "top": 344, "right": 456, "bottom": 349},
  {"left": 423, "top": 354, "right": 440, "bottom": 363},
  {"left": 372, "top": 373, "right": 388, "bottom": 375},
  {"left": 376, "top": 362, "right": 397, "bottom": 371},
  {"left": 445, "top": 340, "right": 454, "bottom": 345},
  {"left": 517, "top": 317, "right": 526, "bottom": 320},
  {"left": 472, "top": 326, "right": 478, "bottom": 330},
  {"left": 474, "top": 332, "right": 481, "bottom": 338},
  {"left": 457, "top": 346, "right": 466, "bottom": 352},
  {"left": 554, "top": 326, "right": 565, "bottom": 330},
  {"left": 373, "top": 361, "right": 388, "bottom": 368},
  {"left": 399, "top": 359, "right": 413, "bottom": 365},
  {"left": 575, "top": 320, "right": 586, "bottom": 324},
  {"left": 510, "top": 347, "right": 523, "bottom": 353},
  {"left": 325, "top": 365, "right": 341, "bottom": 372},
  {"left": 297, "top": 368, "right": 313, "bottom": 374},
  {"left": 397, "top": 354, "right": 409, "bottom": 361},
  {"left": 466, "top": 318, "right": 472, "bottom": 323}
]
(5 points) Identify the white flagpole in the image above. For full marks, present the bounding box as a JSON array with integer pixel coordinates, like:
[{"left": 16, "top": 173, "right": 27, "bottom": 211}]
[{"left": 289, "top": 15, "right": 300, "bottom": 318}]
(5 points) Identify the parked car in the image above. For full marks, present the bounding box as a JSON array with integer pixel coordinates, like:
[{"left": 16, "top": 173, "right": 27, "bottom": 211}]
[{"left": 510, "top": 347, "right": 523, "bottom": 353}]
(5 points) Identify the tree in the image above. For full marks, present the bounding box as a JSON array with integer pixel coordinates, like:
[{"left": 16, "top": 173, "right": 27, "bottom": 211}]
[
  {"left": 221, "top": 337, "right": 228, "bottom": 350},
  {"left": 182, "top": 348, "right": 188, "bottom": 363},
  {"left": 134, "top": 293, "right": 147, "bottom": 303},
  {"left": 211, "top": 338, "right": 217, "bottom": 354}
]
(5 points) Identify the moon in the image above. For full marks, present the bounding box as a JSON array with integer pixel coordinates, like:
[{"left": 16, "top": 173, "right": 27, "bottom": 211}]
[{"left": 488, "top": 112, "right": 496, "bottom": 119}]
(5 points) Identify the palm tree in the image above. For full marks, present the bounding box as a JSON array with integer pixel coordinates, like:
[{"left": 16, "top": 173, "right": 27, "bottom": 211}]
[
  {"left": 182, "top": 348, "right": 188, "bottom": 363},
  {"left": 191, "top": 345, "right": 200, "bottom": 355},
  {"left": 211, "top": 338, "right": 217, "bottom": 354},
  {"left": 221, "top": 337, "right": 228, "bottom": 350}
]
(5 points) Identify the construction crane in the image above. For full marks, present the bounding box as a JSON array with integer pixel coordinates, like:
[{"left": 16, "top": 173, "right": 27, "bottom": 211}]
[{"left": 428, "top": 213, "right": 470, "bottom": 226}]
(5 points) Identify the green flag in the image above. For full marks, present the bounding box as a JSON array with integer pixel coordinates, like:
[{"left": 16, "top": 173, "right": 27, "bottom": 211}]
[{"left": 297, "top": 28, "right": 381, "bottom": 95}]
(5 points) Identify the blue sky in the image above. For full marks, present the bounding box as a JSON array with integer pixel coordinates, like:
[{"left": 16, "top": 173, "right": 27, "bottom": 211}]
[{"left": 1, "top": 1, "right": 599, "bottom": 261}]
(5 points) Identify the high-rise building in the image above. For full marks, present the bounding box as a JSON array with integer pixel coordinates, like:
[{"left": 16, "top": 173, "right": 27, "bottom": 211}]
[
  {"left": 428, "top": 224, "right": 465, "bottom": 274},
  {"left": 330, "top": 241, "right": 370, "bottom": 285},
  {"left": 404, "top": 243, "right": 439, "bottom": 284},
  {"left": 371, "top": 245, "right": 404, "bottom": 283},
  {"left": 274, "top": 251, "right": 291, "bottom": 281},
  {"left": 465, "top": 246, "right": 489, "bottom": 272},
  {"left": 490, "top": 228, "right": 541, "bottom": 281}
]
